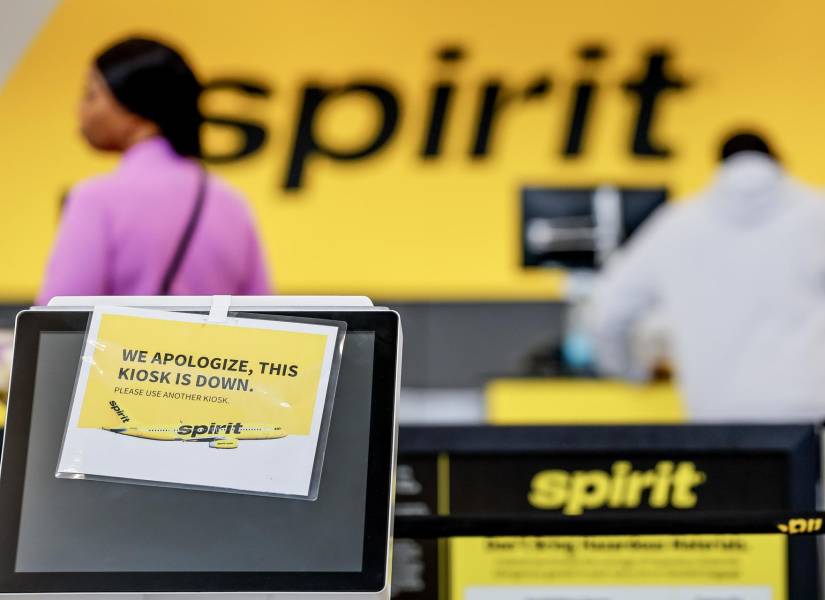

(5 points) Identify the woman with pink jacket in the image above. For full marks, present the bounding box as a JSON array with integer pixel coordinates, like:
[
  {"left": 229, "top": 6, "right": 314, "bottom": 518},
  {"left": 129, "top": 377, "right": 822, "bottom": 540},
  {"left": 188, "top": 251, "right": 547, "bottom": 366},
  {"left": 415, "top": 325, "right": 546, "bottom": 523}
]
[{"left": 38, "top": 37, "right": 272, "bottom": 304}]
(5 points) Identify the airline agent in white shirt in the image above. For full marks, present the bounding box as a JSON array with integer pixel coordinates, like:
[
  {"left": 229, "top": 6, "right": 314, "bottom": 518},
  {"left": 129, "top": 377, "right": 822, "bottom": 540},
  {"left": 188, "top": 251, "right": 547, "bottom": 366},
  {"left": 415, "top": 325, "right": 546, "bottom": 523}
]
[{"left": 592, "top": 132, "right": 825, "bottom": 421}]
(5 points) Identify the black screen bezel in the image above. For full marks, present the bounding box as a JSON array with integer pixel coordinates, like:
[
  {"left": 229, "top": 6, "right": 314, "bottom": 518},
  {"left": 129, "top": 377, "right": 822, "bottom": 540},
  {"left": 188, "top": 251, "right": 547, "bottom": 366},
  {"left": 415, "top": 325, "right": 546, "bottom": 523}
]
[{"left": 0, "top": 309, "right": 398, "bottom": 593}]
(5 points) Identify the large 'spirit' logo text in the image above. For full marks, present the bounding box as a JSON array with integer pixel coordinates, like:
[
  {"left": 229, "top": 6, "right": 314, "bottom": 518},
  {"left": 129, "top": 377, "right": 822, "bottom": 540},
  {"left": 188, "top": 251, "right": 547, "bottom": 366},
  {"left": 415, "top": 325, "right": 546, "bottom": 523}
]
[{"left": 200, "top": 45, "right": 690, "bottom": 190}]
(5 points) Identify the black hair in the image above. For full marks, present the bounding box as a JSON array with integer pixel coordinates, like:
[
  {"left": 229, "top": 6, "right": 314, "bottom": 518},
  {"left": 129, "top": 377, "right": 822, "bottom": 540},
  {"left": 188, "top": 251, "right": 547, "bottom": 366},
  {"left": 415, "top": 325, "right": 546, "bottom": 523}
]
[
  {"left": 719, "top": 131, "right": 776, "bottom": 162},
  {"left": 95, "top": 37, "right": 202, "bottom": 157}
]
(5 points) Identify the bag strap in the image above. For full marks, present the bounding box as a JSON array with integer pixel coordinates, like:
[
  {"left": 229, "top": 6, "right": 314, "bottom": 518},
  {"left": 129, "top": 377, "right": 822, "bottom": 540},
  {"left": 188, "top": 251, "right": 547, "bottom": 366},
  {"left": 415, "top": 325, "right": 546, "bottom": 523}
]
[{"left": 160, "top": 168, "right": 208, "bottom": 295}]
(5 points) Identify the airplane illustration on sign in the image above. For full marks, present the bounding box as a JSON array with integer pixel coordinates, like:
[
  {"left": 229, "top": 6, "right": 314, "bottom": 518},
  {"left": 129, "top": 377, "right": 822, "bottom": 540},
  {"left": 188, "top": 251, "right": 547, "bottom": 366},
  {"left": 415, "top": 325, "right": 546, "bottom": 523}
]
[{"left": 104, "top": 422, "right": 287, "bottom": 449}]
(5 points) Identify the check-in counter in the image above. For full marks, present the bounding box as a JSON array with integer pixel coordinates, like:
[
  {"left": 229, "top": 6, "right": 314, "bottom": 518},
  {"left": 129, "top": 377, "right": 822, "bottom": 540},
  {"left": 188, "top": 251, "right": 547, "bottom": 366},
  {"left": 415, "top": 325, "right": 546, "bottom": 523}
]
[
  {"left": 393, "top": 424, "right": 820, "bottom": 600},
  {"left": 486, "top": 378, "right": 684, "bottom": 424}
]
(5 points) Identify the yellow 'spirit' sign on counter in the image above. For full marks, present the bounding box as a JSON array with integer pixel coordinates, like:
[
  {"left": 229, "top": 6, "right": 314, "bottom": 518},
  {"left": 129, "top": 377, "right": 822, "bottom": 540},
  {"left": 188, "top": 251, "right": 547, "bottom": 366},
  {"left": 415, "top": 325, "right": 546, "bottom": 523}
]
[{"left": 57, "top": 306, "right": 343, "bottom": 498}]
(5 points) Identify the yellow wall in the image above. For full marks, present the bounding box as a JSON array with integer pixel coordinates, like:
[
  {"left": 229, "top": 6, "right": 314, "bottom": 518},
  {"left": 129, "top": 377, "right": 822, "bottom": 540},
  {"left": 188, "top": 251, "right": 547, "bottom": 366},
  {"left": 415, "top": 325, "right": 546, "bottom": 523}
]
[{"left": 3, "top": 0, "right": 825, "bottom": 301}]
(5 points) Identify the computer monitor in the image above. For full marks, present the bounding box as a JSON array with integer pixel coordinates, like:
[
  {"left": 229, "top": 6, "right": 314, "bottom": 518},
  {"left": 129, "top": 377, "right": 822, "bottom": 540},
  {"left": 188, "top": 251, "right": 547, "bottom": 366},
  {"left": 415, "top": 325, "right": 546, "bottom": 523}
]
[
  {"left": 0, "top": 299, "right": 401, "bottom": 599},
  {"left": 522, "top": 185, "right": 667, "bottom": 269}
]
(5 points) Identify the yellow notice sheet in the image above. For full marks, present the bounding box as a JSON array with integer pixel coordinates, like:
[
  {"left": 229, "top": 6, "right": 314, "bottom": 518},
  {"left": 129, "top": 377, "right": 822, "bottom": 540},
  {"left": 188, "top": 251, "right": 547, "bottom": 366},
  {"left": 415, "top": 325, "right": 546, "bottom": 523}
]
[
  {"left": 56, "top": 306, "right": 344, "bottom": 498},
  {"left": 449, "top": 535, "right": 786, "bottom": 600}
]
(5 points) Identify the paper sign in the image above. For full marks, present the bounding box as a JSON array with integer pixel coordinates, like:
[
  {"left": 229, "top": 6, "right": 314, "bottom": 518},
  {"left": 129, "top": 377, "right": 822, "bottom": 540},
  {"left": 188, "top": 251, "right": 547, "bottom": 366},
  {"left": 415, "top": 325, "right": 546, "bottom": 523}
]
[{"left": 57, "top": 306, "right": 344, "bottom": 498}]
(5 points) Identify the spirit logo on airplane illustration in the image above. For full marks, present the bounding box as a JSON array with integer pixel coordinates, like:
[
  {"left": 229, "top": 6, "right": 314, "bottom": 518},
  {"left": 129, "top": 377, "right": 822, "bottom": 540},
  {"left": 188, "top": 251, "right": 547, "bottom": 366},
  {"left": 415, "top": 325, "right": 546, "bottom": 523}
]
[{"left": 104, "top": 421, "right": 287, "bottom": 449}]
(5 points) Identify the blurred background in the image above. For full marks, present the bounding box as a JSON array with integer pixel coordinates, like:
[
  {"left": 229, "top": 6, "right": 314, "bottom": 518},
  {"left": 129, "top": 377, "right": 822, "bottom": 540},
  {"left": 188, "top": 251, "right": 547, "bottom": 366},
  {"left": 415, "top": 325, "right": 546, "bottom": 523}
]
[{"left": 8, "top": 0, "right": 825, "bottom": 425}]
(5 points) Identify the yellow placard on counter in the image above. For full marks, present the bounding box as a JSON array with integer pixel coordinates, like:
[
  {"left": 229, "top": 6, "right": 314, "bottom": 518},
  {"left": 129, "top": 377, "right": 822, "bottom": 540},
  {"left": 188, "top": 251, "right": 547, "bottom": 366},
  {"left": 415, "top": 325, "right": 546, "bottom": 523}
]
[
  {"left": 57, "top": 306, "right": 344, "bottom": 498},
  {"left": 449, "top": 535, "right": 787, "bottom": 600},
  {"left": 486, "top": 378, "right": 685, "bottom": 425}
]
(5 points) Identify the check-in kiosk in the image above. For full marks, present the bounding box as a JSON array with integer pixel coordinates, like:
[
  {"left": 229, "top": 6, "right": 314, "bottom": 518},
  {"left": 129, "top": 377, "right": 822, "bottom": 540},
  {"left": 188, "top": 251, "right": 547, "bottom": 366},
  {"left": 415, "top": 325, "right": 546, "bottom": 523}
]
[{"left": 0, "top": 296, "right": 401, "bottom": 599}]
